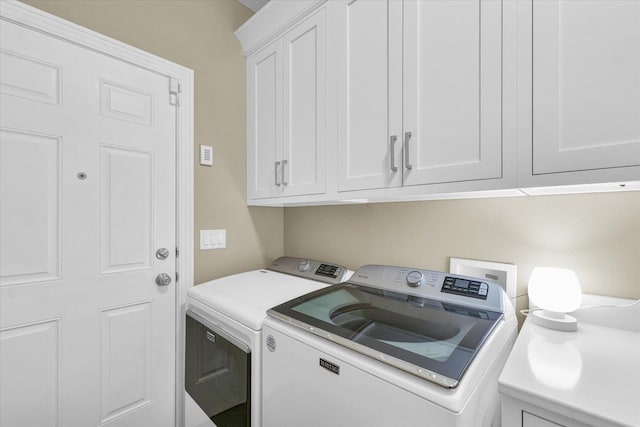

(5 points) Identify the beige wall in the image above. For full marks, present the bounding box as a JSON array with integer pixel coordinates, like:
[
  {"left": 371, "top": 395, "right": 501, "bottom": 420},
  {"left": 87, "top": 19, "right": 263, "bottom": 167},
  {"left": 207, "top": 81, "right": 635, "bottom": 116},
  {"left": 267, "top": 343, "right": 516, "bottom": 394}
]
[
  {"left": 22, "top": 0, "right": 284, "bottom": 284},
  {"left": 285, "top": 191, "right": 640, "bottom": 317}
]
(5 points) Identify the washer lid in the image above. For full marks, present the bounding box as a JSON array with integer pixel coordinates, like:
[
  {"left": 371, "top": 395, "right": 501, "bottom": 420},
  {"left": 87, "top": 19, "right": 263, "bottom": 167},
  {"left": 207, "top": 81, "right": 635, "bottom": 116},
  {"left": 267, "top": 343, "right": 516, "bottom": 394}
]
[
  {"left": 187, "top": 269, "right": 330, "bottom": 330},
  {"left": 268, "top": 282, "right": 504, "bottom": 388}
]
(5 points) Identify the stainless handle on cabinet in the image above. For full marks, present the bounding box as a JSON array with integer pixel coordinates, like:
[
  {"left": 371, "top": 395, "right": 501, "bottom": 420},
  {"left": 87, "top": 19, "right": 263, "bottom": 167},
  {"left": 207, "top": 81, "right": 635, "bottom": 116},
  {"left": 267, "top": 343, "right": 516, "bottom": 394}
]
[
  {"left": 282, "top": 160, "right": 288, "bottom": 186},
  {"left": 275, "top": 161, "right": 281, "bottom": 186},
  {"left": 390, "top": 135, "right": 398, "bottom": 172},
  {"left": 404, "top": 131, "right": 413, "bottom": 170}
]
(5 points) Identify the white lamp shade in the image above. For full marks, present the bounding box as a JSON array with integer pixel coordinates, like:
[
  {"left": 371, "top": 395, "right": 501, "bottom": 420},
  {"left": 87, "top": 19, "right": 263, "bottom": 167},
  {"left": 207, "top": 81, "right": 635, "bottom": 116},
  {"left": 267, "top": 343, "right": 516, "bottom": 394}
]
[{"left": 528, "top": 267, "right": 582, "bottom": 313}]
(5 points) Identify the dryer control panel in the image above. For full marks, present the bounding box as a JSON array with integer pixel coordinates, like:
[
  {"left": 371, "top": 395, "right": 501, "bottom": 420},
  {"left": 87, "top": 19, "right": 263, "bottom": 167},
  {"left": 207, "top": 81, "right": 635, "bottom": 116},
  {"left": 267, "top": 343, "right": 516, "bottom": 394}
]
[{"left": 268, "top": 257, "right": 352, "bottom": 285}]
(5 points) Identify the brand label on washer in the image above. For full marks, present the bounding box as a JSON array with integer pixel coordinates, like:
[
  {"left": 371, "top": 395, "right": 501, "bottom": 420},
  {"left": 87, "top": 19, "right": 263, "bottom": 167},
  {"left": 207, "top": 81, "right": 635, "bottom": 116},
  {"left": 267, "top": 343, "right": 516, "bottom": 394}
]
[{"left": 319, "top": 358, "right": 340, "bottom": 375}]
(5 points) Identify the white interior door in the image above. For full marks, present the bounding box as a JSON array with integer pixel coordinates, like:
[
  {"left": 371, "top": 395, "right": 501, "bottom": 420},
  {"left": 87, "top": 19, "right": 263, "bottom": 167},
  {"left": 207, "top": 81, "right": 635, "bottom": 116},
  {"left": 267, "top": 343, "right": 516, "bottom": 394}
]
[{"left": 1, "top": 19, "right": 176, "bottom": 427}]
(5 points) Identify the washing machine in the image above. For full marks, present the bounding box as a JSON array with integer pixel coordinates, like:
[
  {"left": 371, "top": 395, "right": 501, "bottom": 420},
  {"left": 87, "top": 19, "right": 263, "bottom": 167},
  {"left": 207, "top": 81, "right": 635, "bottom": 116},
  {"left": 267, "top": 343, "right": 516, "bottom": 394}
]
[
  {"left": 262, "top": 264, "right": 518, "bottom": 427},
  {"left": 184, "top": 256, "right": 352, "bottom": 427}
]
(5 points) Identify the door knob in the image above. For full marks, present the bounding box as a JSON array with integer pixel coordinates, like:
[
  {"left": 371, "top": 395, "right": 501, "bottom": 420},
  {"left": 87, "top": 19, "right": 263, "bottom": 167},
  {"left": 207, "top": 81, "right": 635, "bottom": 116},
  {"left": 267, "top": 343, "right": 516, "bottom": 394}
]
[
  {"left": 156, "top": 248, "right": 170, "bottom": 260},
  {"left": 155, "top": 273, "right": 172, "bottom": 286}
]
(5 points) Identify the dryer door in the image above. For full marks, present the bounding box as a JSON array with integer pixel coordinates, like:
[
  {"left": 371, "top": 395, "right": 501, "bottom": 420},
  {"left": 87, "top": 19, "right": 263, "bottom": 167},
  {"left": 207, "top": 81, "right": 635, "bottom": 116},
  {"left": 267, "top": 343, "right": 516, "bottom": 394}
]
[{"left": 185, "top": 311, "right": 250, "bottom": 427}]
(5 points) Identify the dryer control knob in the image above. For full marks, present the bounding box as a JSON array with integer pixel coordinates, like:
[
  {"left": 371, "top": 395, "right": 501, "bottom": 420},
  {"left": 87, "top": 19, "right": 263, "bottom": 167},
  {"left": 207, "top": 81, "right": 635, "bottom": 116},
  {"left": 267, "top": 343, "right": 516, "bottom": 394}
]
[
  {"left": 298, "top": 260, "right": 312, "bottom": 272},
  {"left": 406, "top": 271, "right": 424, "bottom": 287}
]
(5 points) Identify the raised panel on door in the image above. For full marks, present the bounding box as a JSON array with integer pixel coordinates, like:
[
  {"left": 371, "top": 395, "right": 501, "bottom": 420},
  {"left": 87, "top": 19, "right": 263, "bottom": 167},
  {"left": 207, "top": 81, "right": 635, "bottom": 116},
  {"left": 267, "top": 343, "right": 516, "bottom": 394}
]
[
  {"left": 403, "top": 0, "right": 502, "bottom": 186},
  {"left": 100, "top": 302, "right": 152, "bottom": 424},
  {"left": 337, "top": 0, "right": 403, "bottom": 192},
  {"left": 532, "top": 0, "right": 640, "bottom": 175},
  {"left": 282, "top": 7, "right": 326, "bottom": 197},
  {"left": 99, "top": 145, "right": 152, "bottom": 274},
  {"left": 247, "top": 39, "right": 283, "bottom": 199},
  {"left": 0, "top": 129, "right": 60, "bottom": 286},
  {"left": 0, "top": 49, "right": 61, "bottom": 105},
  {"left": 0, "top": 319, "right": 60, "bottom": 427}
]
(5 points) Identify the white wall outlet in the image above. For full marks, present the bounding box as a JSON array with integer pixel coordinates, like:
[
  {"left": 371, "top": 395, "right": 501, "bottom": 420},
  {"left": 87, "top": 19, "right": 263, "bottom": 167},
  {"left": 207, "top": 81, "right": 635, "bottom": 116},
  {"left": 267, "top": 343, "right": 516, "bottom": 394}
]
[
  {"left": 200, "top": 145, "right": 213, "bottom": 166},
  {"left": 200, "top": 229, "right": 226, "bottom": 250}
]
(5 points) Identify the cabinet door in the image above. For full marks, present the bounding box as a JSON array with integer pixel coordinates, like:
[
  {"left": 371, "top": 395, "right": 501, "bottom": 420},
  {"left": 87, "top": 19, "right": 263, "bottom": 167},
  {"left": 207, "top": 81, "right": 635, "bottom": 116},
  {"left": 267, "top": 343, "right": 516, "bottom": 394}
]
[
  {"left": 337, "top": 0, "right": 403, "bottom": 192},
  {"left": 523, "top": 412, "right": 566, "bottom": 427},
  {"left": 282, "top": 8, "right": 327, "bottom": 197},
  {"left": 247, "top": 39, "right": 283, "bottom": 199},
  {"left": 532, "top": 1, "right": 640, "bottom": 175},
  {"left": 403, "top": 0, "right": 503, "bottom": 186}
]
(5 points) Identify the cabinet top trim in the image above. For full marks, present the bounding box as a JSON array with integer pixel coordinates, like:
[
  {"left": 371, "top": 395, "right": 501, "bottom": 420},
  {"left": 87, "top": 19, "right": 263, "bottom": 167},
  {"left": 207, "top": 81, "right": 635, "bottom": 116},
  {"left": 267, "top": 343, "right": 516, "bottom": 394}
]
[{"left": 235, "top": 0, "right": 326, "bottom": 57}]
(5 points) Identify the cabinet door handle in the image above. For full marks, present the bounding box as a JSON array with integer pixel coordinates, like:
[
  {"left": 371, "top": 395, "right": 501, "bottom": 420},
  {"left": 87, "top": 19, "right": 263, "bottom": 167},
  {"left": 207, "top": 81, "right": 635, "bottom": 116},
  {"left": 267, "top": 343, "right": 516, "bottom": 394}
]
[
  {"left": 275, "top": 161, "right": 281, "bottom": 186},
  {"left": 404, "top": 131, "right": 413, "bottom": 170},
  {"left": 282, "top": 160, "right": 288, "bottom": 186},
  {"left": 390, "top": 135, "right": 398, "bottom": 172}
]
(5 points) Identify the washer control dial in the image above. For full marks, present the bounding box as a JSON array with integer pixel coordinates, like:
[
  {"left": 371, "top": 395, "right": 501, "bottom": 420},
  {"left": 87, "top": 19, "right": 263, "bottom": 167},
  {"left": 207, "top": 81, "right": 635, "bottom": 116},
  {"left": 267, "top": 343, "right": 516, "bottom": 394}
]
[
  {"left": 297, "top": 260, "right": 312, "bottom": 272},
  {"left": 406, "top": 270, "right": 424, "bottom": 287}
]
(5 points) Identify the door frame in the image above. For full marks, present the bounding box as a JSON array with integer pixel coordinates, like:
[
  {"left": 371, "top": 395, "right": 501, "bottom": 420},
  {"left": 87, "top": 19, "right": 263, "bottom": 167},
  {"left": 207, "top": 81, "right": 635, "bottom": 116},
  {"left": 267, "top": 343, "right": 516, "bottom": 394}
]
[{"left": 0, "top": 2, "right": 194, "bottom": 426}]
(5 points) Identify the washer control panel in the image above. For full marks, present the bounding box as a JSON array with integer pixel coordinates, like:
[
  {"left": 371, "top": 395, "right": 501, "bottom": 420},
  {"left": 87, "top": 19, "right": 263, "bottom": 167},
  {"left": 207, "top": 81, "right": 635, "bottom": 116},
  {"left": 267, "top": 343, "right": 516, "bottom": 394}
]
[
  {"left": 441, "top": 277, "right": 488, "bottom": 300},
  {"left": 406, "top": 271, "right": 424, "bottom": 287},
  {"left": 349, "top": 264, "right": 506, "bottom": 312}
]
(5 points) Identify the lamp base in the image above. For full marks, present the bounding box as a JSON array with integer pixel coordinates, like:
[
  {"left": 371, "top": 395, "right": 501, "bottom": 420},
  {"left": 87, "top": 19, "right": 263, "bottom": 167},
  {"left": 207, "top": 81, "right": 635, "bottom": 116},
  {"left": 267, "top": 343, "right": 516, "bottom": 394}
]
[{"left": 532, "top": 310, "right": 578, "bottom": 332}]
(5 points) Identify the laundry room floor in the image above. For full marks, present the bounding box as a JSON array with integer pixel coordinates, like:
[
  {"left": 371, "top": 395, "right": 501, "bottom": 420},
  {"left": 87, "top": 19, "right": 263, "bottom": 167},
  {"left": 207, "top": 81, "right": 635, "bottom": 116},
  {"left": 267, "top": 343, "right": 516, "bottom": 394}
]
[{"left": 211, "top": 403, "right": 248, "bottom": 427}]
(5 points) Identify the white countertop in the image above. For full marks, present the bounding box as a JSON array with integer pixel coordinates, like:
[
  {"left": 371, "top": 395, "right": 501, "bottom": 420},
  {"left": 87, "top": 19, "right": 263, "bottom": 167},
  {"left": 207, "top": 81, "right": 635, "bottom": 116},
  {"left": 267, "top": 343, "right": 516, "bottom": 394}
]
[{"left": 499, "top": 302, "right": 640, "bottom": 427}]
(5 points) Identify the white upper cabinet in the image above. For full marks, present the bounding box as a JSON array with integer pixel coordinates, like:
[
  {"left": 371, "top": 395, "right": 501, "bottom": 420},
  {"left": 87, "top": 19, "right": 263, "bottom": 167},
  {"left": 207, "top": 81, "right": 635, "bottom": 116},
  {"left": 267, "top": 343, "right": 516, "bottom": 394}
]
[
  {"left": 237, "top": 0, "right": 639, "bottom": 206},
  {"left": 336, "top": 0, "right": 403, "bottom": 192},
  {"left": 338, "top": 0, "right": 506, "bottom": 193},
  {"left": 283, "top": 10, "right": 326, "bottom": 197},
  {"left": 517, "top": 0, "right": 640, "bottom": 188},
  {"left": 247, "top": 38, "right": 283, "bottom": 199},
  {"left": 403, "top": 0, "right": 503, "bottom": 187},
  {"left": 245, "top": 6, "right": 327, "bottom": 200}
]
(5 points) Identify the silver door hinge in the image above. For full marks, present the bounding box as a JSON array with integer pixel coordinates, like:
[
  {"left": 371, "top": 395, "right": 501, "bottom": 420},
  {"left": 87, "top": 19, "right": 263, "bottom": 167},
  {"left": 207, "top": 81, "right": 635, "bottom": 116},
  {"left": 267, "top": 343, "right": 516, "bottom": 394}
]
[
  {"left": 169, "top": 78, "right": 181, "bottom": 106},
  {"left": 175, "top": 247, "right": 179, "bottom": 257}
]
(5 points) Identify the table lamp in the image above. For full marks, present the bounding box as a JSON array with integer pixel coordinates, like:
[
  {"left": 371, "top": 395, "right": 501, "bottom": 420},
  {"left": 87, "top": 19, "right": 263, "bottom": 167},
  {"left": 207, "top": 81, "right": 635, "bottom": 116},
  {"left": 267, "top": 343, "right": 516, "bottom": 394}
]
[{"left": 528, "top": 267, "right": 582, "bottom": 331}]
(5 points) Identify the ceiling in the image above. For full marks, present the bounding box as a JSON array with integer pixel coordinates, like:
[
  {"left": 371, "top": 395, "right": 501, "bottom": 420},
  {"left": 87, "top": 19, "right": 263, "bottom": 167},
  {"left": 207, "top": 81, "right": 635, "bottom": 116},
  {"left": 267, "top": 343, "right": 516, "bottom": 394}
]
[{"left": 238, "top": 0, "right": 269, "bottom": 13}]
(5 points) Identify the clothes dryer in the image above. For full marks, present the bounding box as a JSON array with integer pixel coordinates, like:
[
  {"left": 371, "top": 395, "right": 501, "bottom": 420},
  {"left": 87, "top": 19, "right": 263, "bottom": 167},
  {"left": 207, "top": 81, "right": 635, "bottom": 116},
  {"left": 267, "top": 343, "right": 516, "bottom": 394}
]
[{"left": 184, "top": 257, "right": 351, "bottom": 427}]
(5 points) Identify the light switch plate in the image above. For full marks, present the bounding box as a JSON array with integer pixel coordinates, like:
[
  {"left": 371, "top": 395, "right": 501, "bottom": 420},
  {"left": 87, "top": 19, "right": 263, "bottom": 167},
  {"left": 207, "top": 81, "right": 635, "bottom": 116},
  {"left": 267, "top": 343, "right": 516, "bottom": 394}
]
[
  {"left": 449, "top": 257, "right": 517, "bottom": 307},
  {"left": 200, "top": 229, "right": 226, "bottom": 250},
  {"left": 200, "top": 145, "right": 213, "bottom": 166}
]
